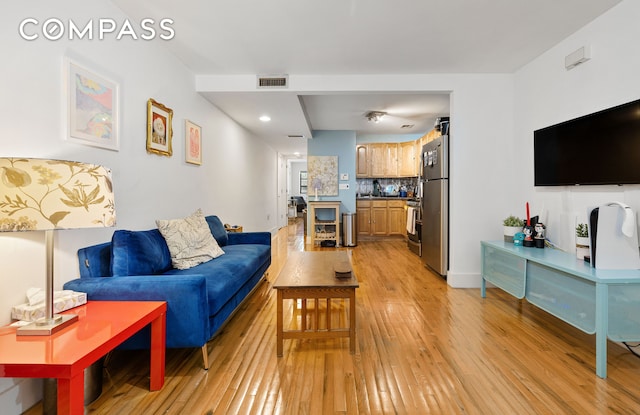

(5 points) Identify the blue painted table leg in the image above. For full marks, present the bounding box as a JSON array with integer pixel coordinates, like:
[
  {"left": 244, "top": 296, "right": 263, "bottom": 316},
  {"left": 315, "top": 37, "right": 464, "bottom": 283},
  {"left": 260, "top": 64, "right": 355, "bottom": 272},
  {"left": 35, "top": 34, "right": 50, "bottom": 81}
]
[
  {"left": 481, "top": 244, "right": 487, "bottom": 298},
  {"left": 595, "top": 283, "right": 608, "bottom": 378}
]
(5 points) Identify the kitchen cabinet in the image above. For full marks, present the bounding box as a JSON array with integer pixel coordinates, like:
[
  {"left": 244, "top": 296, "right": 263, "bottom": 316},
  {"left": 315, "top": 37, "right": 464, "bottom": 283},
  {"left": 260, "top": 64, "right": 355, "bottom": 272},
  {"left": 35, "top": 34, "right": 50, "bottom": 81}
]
[
  {"left": 356, "top": 200, "right": 371, "bottom": 234},
  {"left": 356, "top": 199, "right": 407, "bottom": 237},
  {"left": 308, "top": 201, "right": 340, "bottom": 247},
  {"left": 387, "top": 200, "right": 407, "bottom": 235},
  {"left": 371, "top": 200, "right": 388, "bottom": 235},
  {"left": 356, "top": 141, "right": 418, "bottom": 178},
  {"left": 361, "top": 143, "right": 399, "bottom": 178},
  {"left": 369, "top": 143, "right": 388, "bottom": 177},
  {"left": 398, "top": 141, "right": 417, "bottom": 176},
  {"left": 385, "top": 144, "right": 398, "bottom": 177},
  {"left": 356, "top": 128, "right": 442, "bottom": 179},
  {"left": 356, "top": 145, "right": 369, "bottom": 178}
]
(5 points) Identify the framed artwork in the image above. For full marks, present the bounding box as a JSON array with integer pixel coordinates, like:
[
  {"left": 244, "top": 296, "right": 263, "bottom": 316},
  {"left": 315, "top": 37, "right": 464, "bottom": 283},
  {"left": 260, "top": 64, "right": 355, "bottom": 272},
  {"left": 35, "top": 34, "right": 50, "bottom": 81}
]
[
  {"left": 146, "top": 98, "right": 173, "bottom": 156},
  {"left": 308, "top": 156, "right": 339, "bottom": 196},
  {"left": 65, "top": 58, "right": 119, "bottom": 151},
  {"left": 185, "top": 120, "right": 202, "bottom": 165}
]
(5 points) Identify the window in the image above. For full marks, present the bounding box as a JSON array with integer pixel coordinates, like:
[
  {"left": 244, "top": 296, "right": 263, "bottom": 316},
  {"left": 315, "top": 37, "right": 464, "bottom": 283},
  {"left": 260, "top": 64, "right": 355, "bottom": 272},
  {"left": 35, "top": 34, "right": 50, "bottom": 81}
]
[{"left": 300, "top": 171, "right": 307, "bottom": 194}]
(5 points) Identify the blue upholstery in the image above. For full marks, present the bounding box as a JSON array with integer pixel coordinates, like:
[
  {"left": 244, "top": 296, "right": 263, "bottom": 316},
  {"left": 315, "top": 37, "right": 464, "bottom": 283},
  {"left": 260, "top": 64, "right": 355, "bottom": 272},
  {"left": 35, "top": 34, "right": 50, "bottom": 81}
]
[
  {"left": 205, "top": 215, "right": 229, "bottom": 247},
  {"left": 64, "top": 215, "right": 271, "bottom": 352},
  {"left": 111, "top": 229, "right": 172, "bottom": 276}
]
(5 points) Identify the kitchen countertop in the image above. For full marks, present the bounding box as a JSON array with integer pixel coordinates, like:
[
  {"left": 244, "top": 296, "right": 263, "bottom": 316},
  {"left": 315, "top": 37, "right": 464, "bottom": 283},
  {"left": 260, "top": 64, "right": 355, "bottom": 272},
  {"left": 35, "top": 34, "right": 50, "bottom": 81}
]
[{"left": 356, "top": 196, "right": 414, "bottom": 201}]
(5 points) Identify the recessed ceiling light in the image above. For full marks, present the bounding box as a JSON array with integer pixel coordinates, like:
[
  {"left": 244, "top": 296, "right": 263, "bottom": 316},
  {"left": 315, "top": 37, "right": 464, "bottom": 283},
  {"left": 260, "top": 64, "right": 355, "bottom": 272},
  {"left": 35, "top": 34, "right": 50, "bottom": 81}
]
[{"left": 259, "top": 115, "right": 271, "bottom": 122}]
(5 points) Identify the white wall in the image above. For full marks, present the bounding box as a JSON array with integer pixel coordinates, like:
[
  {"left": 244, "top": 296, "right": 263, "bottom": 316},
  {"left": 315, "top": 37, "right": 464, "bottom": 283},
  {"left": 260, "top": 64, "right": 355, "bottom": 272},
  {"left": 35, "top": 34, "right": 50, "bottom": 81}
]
[
  {"left": 0, "top": 2, "right": 277, "bottom": 413},
  {"left": 514, "top": 0, "right": 640, "bottom": 253}
]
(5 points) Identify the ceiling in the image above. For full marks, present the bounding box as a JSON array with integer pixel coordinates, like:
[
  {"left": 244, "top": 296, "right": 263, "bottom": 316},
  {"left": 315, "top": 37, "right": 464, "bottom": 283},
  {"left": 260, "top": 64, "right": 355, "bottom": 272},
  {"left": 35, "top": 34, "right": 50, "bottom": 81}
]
[{"left": 113, "top": 0, "right": 621, "bottom": 157}]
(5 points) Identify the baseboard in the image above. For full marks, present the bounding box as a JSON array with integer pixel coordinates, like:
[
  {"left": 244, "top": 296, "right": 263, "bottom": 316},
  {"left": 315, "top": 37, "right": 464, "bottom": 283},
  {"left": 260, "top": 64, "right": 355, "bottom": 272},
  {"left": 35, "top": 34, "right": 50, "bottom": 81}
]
[{"left": 446, "top": 271, "right": 482, "bottom": 288}]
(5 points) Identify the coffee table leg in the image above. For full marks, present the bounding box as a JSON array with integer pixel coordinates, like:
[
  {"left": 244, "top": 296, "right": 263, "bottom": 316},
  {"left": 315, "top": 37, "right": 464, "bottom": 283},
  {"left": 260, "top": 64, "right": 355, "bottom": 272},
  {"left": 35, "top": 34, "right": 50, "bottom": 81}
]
[
  {"left": 349, "top": 289, "right": 356, "bottom": 354},
  {"left": 277, "top": 289, "right": 283, "bottom": 357}
]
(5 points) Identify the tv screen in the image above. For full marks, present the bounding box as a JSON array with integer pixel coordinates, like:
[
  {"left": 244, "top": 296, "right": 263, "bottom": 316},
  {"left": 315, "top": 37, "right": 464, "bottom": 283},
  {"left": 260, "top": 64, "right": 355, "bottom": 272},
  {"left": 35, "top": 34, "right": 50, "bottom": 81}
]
[{"left": 534, "top": 98, "right": 640, "bottom": 186}]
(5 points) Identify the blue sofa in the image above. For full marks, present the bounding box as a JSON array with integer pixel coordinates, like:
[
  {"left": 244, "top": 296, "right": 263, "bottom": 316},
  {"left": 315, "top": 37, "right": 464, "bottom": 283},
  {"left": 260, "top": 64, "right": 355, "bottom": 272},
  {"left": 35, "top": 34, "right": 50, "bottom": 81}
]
[{"left": 63, "top": 215, "right": 271, "bottom": 368}]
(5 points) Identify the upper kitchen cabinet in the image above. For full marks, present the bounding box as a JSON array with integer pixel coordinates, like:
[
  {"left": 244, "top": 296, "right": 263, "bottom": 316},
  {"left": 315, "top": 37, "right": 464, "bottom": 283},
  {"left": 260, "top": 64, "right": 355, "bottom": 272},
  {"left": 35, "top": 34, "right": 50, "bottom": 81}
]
[
  {"left": 356, "top": 142, "right": 411, "bottom": 178},
  {"left": 356, "top": 144, "right": 370, "bottom": 178},
  {"left": 398, "top": 141, "right": 417, "bottom": 177},
  {"left": 356, "top": 128, "right": 442, "bottom": 178},
  {"left": 358, "top": 143, "right": 399, "bottom": 178},
  {"left": 369, "top": 143, "right": 396, "bottom": 177}
]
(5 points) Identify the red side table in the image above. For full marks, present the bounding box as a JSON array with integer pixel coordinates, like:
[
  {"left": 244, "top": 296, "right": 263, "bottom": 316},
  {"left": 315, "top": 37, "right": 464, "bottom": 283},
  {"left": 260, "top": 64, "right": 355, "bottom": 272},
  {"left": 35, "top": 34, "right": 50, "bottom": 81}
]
[{"left": 0, "top": 301, "right": 167, "bottom": 415}]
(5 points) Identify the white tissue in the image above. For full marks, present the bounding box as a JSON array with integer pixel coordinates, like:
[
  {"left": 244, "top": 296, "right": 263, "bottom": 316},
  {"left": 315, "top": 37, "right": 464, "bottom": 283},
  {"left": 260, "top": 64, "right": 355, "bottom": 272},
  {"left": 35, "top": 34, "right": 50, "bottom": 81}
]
[{"left": 26, "top": 287, "right": 75, "bottom": 306}]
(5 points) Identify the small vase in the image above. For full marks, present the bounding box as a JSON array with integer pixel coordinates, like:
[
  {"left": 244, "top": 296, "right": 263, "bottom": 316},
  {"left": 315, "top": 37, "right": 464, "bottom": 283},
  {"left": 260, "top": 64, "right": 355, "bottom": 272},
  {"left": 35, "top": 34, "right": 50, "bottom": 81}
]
[{"left": 576, "top": 236, "right": 590, "bottom": 259}]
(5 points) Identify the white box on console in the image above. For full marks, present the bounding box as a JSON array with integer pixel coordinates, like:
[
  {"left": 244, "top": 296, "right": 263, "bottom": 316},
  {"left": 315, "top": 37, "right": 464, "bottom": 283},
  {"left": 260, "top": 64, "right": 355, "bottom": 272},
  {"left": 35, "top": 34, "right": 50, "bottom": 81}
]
[{"left": 11, "top": 291, "right": 87, "bottom": 321}]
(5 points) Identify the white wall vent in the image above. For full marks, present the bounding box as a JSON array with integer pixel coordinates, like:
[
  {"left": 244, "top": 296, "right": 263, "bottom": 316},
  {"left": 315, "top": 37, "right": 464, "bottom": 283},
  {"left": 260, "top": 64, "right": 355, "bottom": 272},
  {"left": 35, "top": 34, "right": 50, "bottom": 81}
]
[{"left": 257, "top": 75, "right": 288, "bottom": 88}]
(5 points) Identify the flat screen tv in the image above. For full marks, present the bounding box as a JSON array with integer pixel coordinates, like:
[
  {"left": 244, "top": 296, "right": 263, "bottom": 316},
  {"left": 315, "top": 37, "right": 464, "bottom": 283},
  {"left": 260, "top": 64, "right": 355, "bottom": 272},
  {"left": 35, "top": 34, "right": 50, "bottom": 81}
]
[{"left": 534, "top": 98, "right": 640, "bottom": 186}]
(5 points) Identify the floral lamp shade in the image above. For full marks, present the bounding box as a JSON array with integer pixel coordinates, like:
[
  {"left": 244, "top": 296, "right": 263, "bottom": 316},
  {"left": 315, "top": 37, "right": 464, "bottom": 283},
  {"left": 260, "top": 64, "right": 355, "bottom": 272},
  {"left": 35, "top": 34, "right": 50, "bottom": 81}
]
[
  {"left": 0, "top": 158, "right": 115, "bottom": 335},
  {"left": 0, "top": 158, "right": 116, "bottom": 231}
]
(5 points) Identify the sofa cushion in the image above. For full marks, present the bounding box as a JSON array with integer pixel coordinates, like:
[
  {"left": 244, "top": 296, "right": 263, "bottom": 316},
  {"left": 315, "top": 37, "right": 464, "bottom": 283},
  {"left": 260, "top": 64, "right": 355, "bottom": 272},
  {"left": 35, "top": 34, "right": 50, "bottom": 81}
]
[
  {"left": 164, "top": 243, "right": 270, "bottom": 315},
  {"left": 157, "top": 209, "right": 225, "bottom": 270},
  {"left": 111, "top": 229, "right": 173, "bottom": 276},
  {"left": 205, "top": 215, "right": 229, "bottom": 247}
]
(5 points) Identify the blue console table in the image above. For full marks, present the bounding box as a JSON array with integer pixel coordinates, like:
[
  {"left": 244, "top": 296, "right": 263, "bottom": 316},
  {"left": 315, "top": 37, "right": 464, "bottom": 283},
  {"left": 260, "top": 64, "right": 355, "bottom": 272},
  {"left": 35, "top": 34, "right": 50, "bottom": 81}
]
[{"left": 481, "top": 240, "right": 640, "bottom": 378}]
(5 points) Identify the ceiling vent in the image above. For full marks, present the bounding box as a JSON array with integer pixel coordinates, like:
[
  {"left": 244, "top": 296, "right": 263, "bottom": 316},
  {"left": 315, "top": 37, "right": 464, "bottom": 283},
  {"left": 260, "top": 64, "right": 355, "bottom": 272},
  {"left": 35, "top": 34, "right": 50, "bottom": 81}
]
[
  {"left": 287, "top": 134, "right": 307, "bottom": 139},
  {"left": 257, "top": 75, "right": 288, "bottom": 89}
]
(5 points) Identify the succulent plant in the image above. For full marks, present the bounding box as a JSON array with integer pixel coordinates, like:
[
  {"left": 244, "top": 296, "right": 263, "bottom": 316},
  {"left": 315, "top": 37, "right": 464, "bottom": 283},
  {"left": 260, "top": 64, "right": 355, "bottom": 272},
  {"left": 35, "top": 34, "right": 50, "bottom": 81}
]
[
  {"left": 576, "top": 223, "right": 589, "bottom": 238},
  {"left": 503, "top": 215, "right": 524, "bottom": 227}
]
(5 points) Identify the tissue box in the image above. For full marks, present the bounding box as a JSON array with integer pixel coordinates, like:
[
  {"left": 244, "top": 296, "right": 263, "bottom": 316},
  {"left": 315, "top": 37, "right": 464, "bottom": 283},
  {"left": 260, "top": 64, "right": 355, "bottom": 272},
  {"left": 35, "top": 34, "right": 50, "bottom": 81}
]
[{"left": 11, "top": 291, "right": 87, "bottom": 321}]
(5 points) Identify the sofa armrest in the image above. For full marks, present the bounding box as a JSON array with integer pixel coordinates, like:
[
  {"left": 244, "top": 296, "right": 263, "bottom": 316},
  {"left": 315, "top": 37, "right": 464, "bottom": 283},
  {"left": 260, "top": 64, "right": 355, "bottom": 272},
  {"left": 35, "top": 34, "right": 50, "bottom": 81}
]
[
  {"left": 63, "top": 275, "right": 210, "bottom": 348},
  {"left": 227, "top": 231, "right": 271, "bottom": 246}
]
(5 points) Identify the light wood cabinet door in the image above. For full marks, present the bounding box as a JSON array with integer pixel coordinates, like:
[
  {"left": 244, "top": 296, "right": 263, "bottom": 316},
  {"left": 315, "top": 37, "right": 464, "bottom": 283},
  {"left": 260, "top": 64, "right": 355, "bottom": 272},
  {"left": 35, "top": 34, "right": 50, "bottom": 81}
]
[
  {"left": 369, "top": 143, "right": 387, "bottom": 177},
  {"left": 356, "top": 144, "right": 369, "bottom": 178},
  {"left": 356, "top": 205, "right": 371, "bottom": 235},
  {"left": 398, "top": 141, "right": 416, "bottom": 177},
  {"left": 414, "top": 139, "right": 422, "bottom": 176},
  {"left": 371, "top": 201, "right": 388, "bottom": 235},
  {"left": 385, "top": 143, "right": 398, "bottom": 177},
  {"left": 388, "top": 204, "right": 407, "bottom": 236}
]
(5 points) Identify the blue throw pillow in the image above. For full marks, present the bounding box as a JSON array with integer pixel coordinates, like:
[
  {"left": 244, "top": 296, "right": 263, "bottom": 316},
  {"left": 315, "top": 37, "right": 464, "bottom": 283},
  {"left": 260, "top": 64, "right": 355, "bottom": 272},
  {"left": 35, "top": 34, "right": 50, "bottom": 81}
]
[
  {"left": 111, "top": 229, "right": 173, "bottom": 276},
  {"left": 205, "top": 215, "right": 229, "bottom": 247}
]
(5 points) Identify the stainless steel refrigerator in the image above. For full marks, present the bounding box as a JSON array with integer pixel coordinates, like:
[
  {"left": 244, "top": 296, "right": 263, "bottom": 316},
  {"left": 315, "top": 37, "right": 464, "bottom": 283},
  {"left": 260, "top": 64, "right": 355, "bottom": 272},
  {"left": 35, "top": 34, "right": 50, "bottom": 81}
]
[{"left": 421, "top": 135, "right": 449, "bottom": 277}]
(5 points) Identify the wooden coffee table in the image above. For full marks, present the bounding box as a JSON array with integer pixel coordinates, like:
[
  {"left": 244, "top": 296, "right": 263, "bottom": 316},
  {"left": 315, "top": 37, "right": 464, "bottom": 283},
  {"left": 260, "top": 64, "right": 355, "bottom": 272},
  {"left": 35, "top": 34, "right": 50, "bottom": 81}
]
[{"left": 273, "top": 251, "right": 359, "bottom": 356}]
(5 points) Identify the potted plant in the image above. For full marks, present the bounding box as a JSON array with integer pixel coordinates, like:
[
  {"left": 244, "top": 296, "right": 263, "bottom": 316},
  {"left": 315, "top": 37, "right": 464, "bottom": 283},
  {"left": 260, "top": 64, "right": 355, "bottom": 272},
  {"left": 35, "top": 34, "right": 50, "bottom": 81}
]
[
  {"left": 503, "top": 215, "right": 524, "bottom": 243},
  {"left": 576, "top": 223, "right": 590, "bottom": 259}
]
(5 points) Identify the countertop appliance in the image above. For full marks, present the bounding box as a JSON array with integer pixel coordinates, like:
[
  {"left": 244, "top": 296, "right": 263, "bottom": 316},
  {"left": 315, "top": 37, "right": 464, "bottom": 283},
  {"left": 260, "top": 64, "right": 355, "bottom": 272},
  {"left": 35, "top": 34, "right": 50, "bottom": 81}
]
[{"left": 421, "top": 135, "right": 449, "bottom": 277}]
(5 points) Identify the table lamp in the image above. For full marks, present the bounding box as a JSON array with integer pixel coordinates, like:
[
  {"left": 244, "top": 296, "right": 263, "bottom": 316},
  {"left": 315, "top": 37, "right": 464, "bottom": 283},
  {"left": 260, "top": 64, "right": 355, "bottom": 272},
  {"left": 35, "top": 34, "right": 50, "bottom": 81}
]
[{"left": 0, "top": 158, "right": 115, "bottom": 335}]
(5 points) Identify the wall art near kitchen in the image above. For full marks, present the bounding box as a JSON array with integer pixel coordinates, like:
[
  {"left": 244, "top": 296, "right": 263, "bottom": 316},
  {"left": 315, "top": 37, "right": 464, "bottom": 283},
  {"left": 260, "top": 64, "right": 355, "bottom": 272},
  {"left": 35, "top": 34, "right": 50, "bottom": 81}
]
[
  {"left": 308, "top": 156, "right": 338, "bottom": 196},
  {"left": 65, "top": 58, "right": 119, "bottom": 151},
  {"left": 146, "top": 98, "right": 173, "bottom": 157},
  {"left": 185, "top": 119, "right": 202, "bottom": 165}
]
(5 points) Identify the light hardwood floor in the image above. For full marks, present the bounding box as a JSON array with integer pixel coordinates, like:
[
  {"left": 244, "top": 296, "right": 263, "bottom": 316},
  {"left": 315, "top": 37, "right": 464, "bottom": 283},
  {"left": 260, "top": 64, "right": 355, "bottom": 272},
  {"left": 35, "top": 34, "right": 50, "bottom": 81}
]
[{"left": 26, "top": 219, "right": 640, "bottom": 414}]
